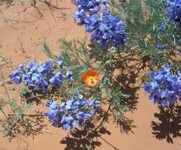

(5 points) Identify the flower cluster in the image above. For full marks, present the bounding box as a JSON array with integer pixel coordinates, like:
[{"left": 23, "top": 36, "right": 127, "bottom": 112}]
[
  {"left": 45, "top": 94, "right": 100, "bottom": 130},
  {"left": 72, "top": 0, "right": 127, "bottom": 49},
  {"left": 166, "top": 0, "right": 181, "bottom": 29},
  {"left": 9, "top": 57, "right": 73, "bottom": 92},
  {"left": 144, "top": 66, "right": 181, "bottom": 106}
]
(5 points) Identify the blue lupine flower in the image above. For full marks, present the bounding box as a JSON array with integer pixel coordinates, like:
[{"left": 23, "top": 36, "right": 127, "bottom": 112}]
[
  {"left": 74, "top": 98, "right": 87, "bottom": 109},
  {"left": 61, "top": 115, "right": 77, "bottom": 130},
  {"left": 9, "top": 70, "right": 22, "bottom": 84},
  {"left": 22, "top": 72, "right": 34, "bottom": 86},
  {"left": 45, "top": 95, "right": 100, "bottom": 130},
  {"left": 89, "top": 99, "right": 100, "bottom": 114},
  {"left": 9, "top": 57, "right": 72, "bottom": 93},
  {"left": 37, "top": 61, "right": 53, "bottom": 74},
  {"left": 73, "top": 9, "right": 87, "bottom": 25},
  {"left": 74, "top": 0, "right": 105, "bottom": 12},
  {"left": 26, "top": 61, "right": 37, "bottom": 72},
  {"left": 66, "top": 71, "right": 74, "bottom": 81},
  {"left": 76, "top": 111, "right": 91, "bottom": 127},
  {"left": 91, "top": 10, "right": 127, "bottom": 48},
  {"left": 84, "top": 14, "right": 100, "bottom": 32},
  {"left": 19, "top": 64, "right": 24, "bottom": 72},
  {"left": 57, "top": 56, "right": 64, "bottom": 68},
  {"left": 166, "top": 0, "right": 181, "bottom": 28},
  {"left": 144, "top": 65, "right": 181, "bottom": 106},
  {"left": 72, "top": 0, "right": 127, "bottom": 49},
  {"left": 31, "top": 73, "right": 49, "bottom": 91},
  {"left": 49, "top": 72, "right": 64, "bottom": 89},
  {"left": 156, "top": 44, "right": 168, "bottom": 49},
  {"left": 159, "top": 23, "right": 167, "bottom": 32},
  {"left": 45, "top": 101, "right": 61, "bottom": 127}
]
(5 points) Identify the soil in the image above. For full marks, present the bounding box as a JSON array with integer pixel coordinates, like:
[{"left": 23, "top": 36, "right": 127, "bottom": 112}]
[{"left": 0, "top": 0, "right": 180, "bottom": 150}]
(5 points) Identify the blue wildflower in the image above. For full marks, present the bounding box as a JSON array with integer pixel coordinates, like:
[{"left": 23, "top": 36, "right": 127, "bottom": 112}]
[
  {"left": 9, "top": 70, "right": 22, "bottom": 84},
  {"left": 144, "top": 65, "right": 181, "bottom": 106},
  {"left": 45, "top": 95, "right": 100, "bottom": 129},
  {"left": 37, "top": 61, "right": 53, "bottom": 74},
  {"left": 156, "top": 44, "right": 168, "bottom": 49},
  {"left": 76, "top": 111, "right": 91, "bottom": 128},
  {"left": 84, "top": 14, "right": 100, "bottom": 32},
  {"left": 57, "top": 56, "right": 64, "bottom": 68},
  {"left": 61, "top": 115, "right": 77, "bottom": 130},
  {"left": 9, "top": 57, "right": 72, "bottom": 93},
  {"left": 19, "top": 64, "right": 24, "bottom": 72},
  {"left": 22, "top": 72, "right": 34, "bottom": 86},
  {"left": 72, "top": 0, "right": 127, "bottom": 49},
  {"left": 66, "top": 71, "right": 74, "bottom": 81},
  {"left": 166, "top": 0, "right": 181, "bottom": 28},
  {"left": 89, "top": 99, "right": 100, "bottom": 114},
  {"left": 73, "top": 9, "right": 87, "bottom": 25},
  {"left": 26, "top": 61, "right": 37, "bottom": 72},
  {"left": 31, "top": 73, "right": 49, "bottom": 91},
  {"left": 159, "top": 23, "right": 167, "bottom": 32},
  {"left": 45, "top": 101, "right": 61, "bottom": 127},
  {"left": 49, "top": 72, "right": 65, "bottom": 89},
  {"left": 91, "top": 10, "right": 127, "bottom": 48},
  {"left": 73, "top": 0, "right": 106, "bottom": 12}
]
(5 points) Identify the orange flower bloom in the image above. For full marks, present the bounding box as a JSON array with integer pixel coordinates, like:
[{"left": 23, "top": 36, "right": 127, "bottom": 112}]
[{"left": 81, "top": 69, "right": 99, "bottom": 86}]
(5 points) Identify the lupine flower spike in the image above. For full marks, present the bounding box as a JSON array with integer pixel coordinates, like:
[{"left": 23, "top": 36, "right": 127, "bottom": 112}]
[{"left": 144, "top": 65, "right": 181, "bottom": 106}]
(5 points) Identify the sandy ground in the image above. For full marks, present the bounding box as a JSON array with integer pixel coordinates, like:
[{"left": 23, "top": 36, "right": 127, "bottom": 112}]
[{"left": 0, "top": 0, "right": 180, "bottom": 150}]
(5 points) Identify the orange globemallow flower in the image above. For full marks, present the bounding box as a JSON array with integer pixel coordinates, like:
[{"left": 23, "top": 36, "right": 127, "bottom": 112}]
[{"left": 81, "top": 69, "right": 99, "bottom": 86}]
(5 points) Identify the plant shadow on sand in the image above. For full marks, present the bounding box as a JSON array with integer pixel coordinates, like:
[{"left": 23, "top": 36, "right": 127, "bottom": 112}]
[
  {"left": 59, "top": 103, "right": 135, "bottom": 150},
  {"left": 0, "top": 62, "right": 48, "bottom": 141},
  {"left": 151, "top": 104, "right": 181, "bottom": 144},
  {"left": 60, "top": 111, "right": 120, "bottom": 150},
  {"left": 60, "top": 121, "right": 111, "bottom": 150},
  {"left": 1, "top": 112, "right": 47, "bottom": 141},
  {"left": 113, "top": 53, "right": 149, "bottom": 112},
  {"left": 60, "top": 51, "right": 150, "bottom": 149}
]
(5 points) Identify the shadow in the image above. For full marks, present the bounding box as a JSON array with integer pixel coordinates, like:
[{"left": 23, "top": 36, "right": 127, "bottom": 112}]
[
  {"left": 60, "top": 105, "right": 135, "bottom": 149},
  {"left": 60, "top": 121, "right": 120, "bottom": 150},
  {"left": 115, "top": 114, "right": 136, "bottom": 134},
  {"left": 89, "top": 43, "right": 149, "bottom": 112},
  {"left": 2, "top": 112, "right": 47, "bottom": 141},
  {"left": 19, "top": 112, "right": 47, "bottom": 138},
  {"left": 20, "top": 87, "right": 61, "bottom": 105},
  {"left": 87, "top": 44, "right": 145, "bottom": 135},
  {"left": 151, "top": 104, "right": 181, "bottom": 143},
  {"left": 113, "top": 53, "right": 149, "bottom": 112}
]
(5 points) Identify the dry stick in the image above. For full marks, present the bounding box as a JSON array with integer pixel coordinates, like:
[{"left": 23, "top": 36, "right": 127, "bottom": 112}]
[
  {"left": 99, "top": 136, "right": 120, "bottom": 150},
  {"left": 31, "top": 0, "right": 43, "bottom": 17},
  {"left": 8, "top": 114, "right": 44, "bottom": 117},
  {"left": 95, "top": 103, "right": 112, "bottom": 130},
  {"left": 0, "top": 65, "right": 14, "bottom": 112},
  {"left": 20, "top": 0, "right": 43, "bottom": 17},
  {"left": 41, "top": 0, "right": 69, "bottom": 21},
  {"left": 0, "top": 56, "right": 14, "bottom": 70},
  {"left": 15, "top": 135, "right": 29, "bottom": 150},
  {"left": 41, "top": 0, "right": 69, "bottom": 10},
  {"left": 49, "top": 7, "right": 56, "bottom": 22},
  {"left": 0, "top": 109, "right": 8, "bottom": 119},
  {"left": 94, "top": 104, "right": 120, "bottom": 150}
]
